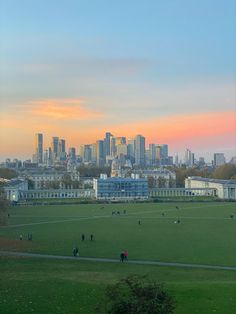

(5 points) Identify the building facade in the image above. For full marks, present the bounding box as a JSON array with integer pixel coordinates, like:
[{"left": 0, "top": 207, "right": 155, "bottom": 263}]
[
  {"left": 34, "top": 133, "right": 43, "bottom": 164},
  {"left": 135, "top": 134, "right": 145, "bottom": 166},
  {"left": 93, "top": 175, "right": 148, "bottom": 200},
  {"left": 185, "top": 177, "right": 236, "bottom": 200}
]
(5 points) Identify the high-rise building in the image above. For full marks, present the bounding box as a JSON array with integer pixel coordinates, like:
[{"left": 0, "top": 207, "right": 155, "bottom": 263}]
[
  {"left": 96, "top": 140, "right": 105, "bottom": 166},
  {"left": 149, "top": 144, "right": 156, "bottom": 166},
  {"left": 213, "top": 153, "right": 225, "bottom": 167},
  {"left": 127, "top": 139, "right": 135, "bottom": 163},
  {"left": 185, "top": 148, "right": 194, "bottom": 167},
  {"left": 174, "top": 154, "right": 179, "bottom": 167},
  {"left": 135, "top": 135, "right": 145, "bottom": 166},
  {"left": 116, "top": 144, "right": 128, "bottom": 158},
  {"left": 104, "top": 132, "right": 112, "bottom": 156},
  {"left": 160, "top": 144, "right": 168, "bottom": 158},
  {"left": 51, "top": 136, "right": 59, "bottom": 160},
  {"left": 91, "top": 144, "right": 97, "bottom": 163},
  {"left": 68, "top": 147, "right": 76, "bottom": 161},
  {"left": 59, "top": 139, "right": 66, "bottom": 160},
  {"left": 35, "top": 133, "right": 43, "bottom": 163}
]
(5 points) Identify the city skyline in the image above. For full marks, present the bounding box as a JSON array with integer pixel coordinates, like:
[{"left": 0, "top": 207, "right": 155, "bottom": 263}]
[
  {"left": 3, "top": 131, "right": 234, "bottom": 166},
  {"left": 1, "top": 1, "right": 236, "bottom": 161}
]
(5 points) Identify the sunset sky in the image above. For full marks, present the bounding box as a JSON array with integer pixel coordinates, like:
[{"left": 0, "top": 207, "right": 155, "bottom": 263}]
[{"left": 1, "top": 0, "right": 236, "bottom": 162}]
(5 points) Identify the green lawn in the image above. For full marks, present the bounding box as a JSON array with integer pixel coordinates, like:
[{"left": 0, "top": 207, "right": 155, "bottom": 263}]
[{"left": 1, "top": 202, "right": 236, "bottom": 313}]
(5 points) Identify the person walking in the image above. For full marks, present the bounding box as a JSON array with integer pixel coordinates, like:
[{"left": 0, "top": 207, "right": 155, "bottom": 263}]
[
  {"left": 90, "top": 234, "right": 94, "bottom": 241},
  {"left": 120, "top": 252, "right": 125, "bottom": 262},
  {"left": 124, "top": 250, "right": 128, "bottom": 261},
  {"left": 81, "top": 234, "right": 85, "bottom": 241}
]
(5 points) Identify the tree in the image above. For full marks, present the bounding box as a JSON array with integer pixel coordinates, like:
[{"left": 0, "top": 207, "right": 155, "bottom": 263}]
[
  {"left": 96, "top": 275, "right": 175, "bottom": 314},
  {"left": 147, "top": 176, "right": 156, "bottom": 188},
  {"left": 0, "top": 186, "right": 9, "bottom": 226},
  {"left": 0, "top": 168, "right": 17, "bottom": 179},
  {"left": 157, "top": 176, "right": 167, "bottom": 188},
  {"left": 211, "top": 164, "right": 236, "bottom": 180}
]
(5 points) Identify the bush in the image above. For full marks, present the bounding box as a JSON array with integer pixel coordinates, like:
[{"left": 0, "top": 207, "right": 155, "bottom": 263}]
[{"left": 96, "top": 275, "right": 175, "bottom": 314}]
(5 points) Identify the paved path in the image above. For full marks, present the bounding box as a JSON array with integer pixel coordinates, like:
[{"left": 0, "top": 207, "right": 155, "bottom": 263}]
[{"left": 1, "top": 250, "right": 236, "bottom": 271}]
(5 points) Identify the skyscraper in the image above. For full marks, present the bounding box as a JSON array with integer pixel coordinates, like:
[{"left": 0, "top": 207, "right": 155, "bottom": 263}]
[
  {"left": 68, "top": 147, "right": 76, "bottom": 161},
  {"left": 149, "top": 144, "right": 156, "bottom": 166},
  {"left": 96, "top": 140, "right": 105, "bottom": 166},
  {"left": 35, "top": 133, "right": 43, "bottom": 163},
  {"left": 51, "top": 136, "right": 59, "bottom": 160},
  {"left": 59, "top": 139, "right": 66, "bottom": 160},
  {"left": 213, "top": 153, "right": 225, "bottom": 167},
  {"left": 135, "top": 135, "right": 145, "bottom": 166},
  {"left": 104, "top": 132, "right": 112, "bottom": 156},
  {"left": 185, "top": 148, "right": 194, "bottom": 167}
]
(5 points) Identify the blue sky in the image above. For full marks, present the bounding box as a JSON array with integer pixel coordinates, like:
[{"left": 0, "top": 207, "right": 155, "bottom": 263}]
[{"left": 0, "top": 0, "right": 236, "bottom": 160}]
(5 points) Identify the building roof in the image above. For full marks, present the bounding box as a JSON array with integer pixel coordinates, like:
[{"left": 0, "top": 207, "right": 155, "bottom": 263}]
[
  {"left": 96, "top": 177, "right": 147, "bottom": 182},
  {"left": 188, "top": 176, "right": 236, "bottom": 185},
  {"left": 4, "top": 178, "right": 26, "bottom": 187}
]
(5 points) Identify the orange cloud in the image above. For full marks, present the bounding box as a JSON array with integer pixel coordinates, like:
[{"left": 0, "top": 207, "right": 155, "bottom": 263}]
[
  {"left": 24, "top": 98, "right": 103, "bottom": 120},
  {"left": 108, "top": 110, "right": 236, "bottom": 151}
]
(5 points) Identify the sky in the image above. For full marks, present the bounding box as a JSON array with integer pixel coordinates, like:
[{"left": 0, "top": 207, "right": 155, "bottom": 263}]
[{"left": 0, "top": 0, "right": 236, "bottom": 162}]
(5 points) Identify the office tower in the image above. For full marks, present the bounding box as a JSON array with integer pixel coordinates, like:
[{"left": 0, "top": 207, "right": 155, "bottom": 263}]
[
  {"left": 115, "top": 137, "right": 126, "bottom": 145},
  {"left": 59, "top": 139, "right": 66, "bottom": 160},
  {"left": 116, "top": 144, "right": 128, "bottom": 158},
  {"left": 104, "top": 132, "right": 112, "bottom": 156},
  {"left": 213, "top": 153, "right": 225, "bottom": 167},
  {"left": 155, "top": 145, "right": 161, "bottom": 165},
  {"left": 110, "top": 137, "right": 116, "bottom": 156},
  {"left": 43, "top": 149, "right": 48, "bottom": 164},
  {"left": 91, "top": 144, "right": 97, "bottom": 163},
  {"left": 51, "top": 136, "right": 59, "bottom": 160},
  {"left": 185, "top": 148, "right": 194, "bottom": 167},
  {"left": 35, "top": 133, "right": 43, "bottom": 163},
  {"left": 83, "top": 145, "right": 92, "bottom": 162},
  {"left": 68, "top": 147, "right": 76, "bottom": 161},
  {"left": 110, "top": 136, "right": 126, "bottom": 156},
  {"left": 127, "top": 138, "right": 136, "bottom": 163},
  {"left": 80, "top": 145, "right": 85, "bottom": 159},
  {"left": 135, "top": 135, "right": 145, "bottom": 166},
  {"left": 174, "top": 154, "right": 179, "bottom": 167},
  {"left": 149, "top": 144, "right": 156, "bottom": 166},
  {"left": 59, "top": 139, "right": 65, "bottom": 153},
  {"left": 160, "top": 144, "right": 168, "bottom": 158},
  {"left": 96, "top": 140, "right": 105, "bottom": 166}
]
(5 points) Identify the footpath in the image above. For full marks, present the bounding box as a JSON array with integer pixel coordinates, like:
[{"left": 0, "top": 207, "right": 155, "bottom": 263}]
[{"left": 1, "top": 250, "right": 236, "bottom": 271}]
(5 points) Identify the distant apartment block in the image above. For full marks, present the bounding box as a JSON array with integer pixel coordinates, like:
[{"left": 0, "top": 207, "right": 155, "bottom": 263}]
[{"left": 213, "top": 153, "right": 225, "bottom": 167}]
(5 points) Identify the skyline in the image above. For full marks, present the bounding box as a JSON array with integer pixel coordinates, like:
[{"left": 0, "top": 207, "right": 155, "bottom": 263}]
[
  {"left": 1, "top": 1, "right": 236, "bottom": 161},
  {"left": 3, "top": 130, "right": 234, "bottom": 164}
]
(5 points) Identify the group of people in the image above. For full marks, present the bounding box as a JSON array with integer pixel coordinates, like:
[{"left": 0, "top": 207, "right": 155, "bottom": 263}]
[
  {"left": 112, "top": 210, "right": 127, "bottom": 216},
  {"left": 19, "top": 233, "right": 33, "bottom": 241},
  {"left": 81, "top": 234, "right": 94, "bottom": 241},
  {"left": 120, "top": 250, "right": 128, "bottom": 262},
  {"left": 73, "top": 247, "right": 79, "bottom": 257}
]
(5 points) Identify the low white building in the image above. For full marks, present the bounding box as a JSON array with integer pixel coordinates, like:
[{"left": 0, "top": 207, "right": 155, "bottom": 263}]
[
  {"left": 22, "top": 169, "right": 80, "bottom": 190},
  {"left": 134, "top": 168, "right": 176, "bottom": 187},
  {"left": 4, "top": 179, "right": 28, "bottom": 202},
  {"left": 185, "top": 177, "right": 236, "bottom": 200}
]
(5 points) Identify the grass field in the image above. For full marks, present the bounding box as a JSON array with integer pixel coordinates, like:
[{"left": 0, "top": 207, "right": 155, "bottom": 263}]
[{"left": 1, "top": 201, "right": 236, "bottom": 313}]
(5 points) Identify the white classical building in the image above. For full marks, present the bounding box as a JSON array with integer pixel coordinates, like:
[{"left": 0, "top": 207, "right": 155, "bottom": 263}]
[
  {"left": 22, "top": 169, "right": 80, "bottom": 190},
  {"left": 185, "top": 177, "right": 236, "bottom": 200},
  {"left": 134, "top": 168, "right": 176, "bottom": 187},
  {"left": 4, "top": 179, "right": 28, "bottom": 202}
]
